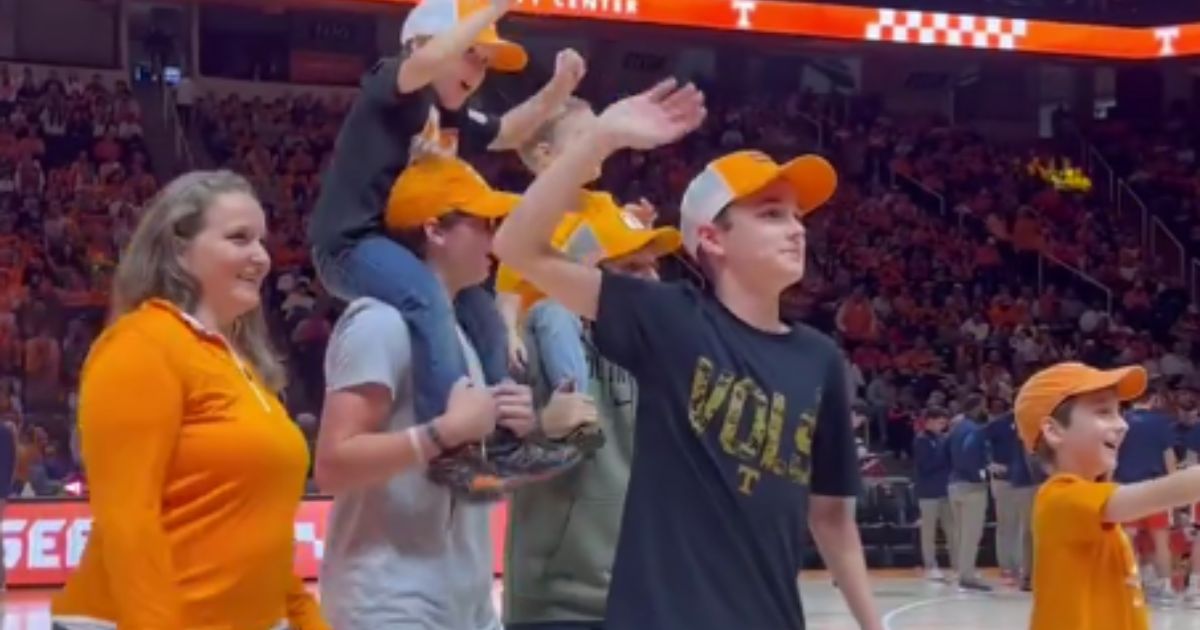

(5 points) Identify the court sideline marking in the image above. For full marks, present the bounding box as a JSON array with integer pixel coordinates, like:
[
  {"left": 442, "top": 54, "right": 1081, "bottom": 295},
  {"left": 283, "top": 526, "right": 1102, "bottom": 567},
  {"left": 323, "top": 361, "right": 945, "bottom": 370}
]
[{"left": 881, "top": 594, "right": 990, "bottom": 630}]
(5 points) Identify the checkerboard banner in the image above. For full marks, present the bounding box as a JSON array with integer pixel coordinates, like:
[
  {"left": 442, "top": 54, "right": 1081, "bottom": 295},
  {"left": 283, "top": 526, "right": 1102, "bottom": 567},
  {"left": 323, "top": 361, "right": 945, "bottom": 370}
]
[{"left": 865, "top": 8, "right": 1029, "bottom": 51}]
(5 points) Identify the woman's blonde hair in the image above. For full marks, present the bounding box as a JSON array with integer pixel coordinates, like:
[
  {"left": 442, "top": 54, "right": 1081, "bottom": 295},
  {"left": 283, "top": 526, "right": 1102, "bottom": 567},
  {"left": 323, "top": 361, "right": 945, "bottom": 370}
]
[{"left": 111, "top": 170, "right": 286, "bottom": 391}]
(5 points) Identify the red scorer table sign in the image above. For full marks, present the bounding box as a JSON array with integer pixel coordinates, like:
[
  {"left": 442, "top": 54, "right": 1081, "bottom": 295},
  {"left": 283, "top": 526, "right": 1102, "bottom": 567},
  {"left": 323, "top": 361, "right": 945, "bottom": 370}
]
[
  {"left": 361, "top": 0, "right": 1200, "bottom": 60},
  {"left": 1, "top": 498, "right": 514, "bottom": 587}
]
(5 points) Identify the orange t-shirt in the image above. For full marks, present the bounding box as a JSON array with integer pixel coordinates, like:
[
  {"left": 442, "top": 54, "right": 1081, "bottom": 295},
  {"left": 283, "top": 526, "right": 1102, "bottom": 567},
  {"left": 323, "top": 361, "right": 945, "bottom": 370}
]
[
  {"left": 1030, "top": 474, "right": 1148, "bottom": 630},
  {"left": 1013, "top": 216, "right": 1043, "bottom": 252},
  {"left": 838, "top": 300, "right": 876, "bottom": 340}
]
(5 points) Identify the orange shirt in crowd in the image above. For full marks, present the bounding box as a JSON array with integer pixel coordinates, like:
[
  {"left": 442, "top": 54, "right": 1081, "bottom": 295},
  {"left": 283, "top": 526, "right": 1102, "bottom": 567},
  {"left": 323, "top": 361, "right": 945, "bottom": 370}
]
[
  {"left": 51, "top": 299, "right": 327, "bottom": 630},
  {"left": 1012, "top": 215, "right": 1043, "bottom": 252},
  {"left": 837, "top": 298, "right": 876, "bottom": 340},
  {"left": 23, "top": 335, "right": 60, "bottom": 382},
  {"left": 1030, "top": 474, "right": 1148, "bottom": 630}
]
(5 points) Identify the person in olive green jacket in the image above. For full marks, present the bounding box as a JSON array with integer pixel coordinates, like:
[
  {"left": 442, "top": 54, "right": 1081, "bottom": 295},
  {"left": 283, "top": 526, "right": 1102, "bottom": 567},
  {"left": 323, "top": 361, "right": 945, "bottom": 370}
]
[{"left": 503, "top": 199, "right": 681, "bottom": 629}]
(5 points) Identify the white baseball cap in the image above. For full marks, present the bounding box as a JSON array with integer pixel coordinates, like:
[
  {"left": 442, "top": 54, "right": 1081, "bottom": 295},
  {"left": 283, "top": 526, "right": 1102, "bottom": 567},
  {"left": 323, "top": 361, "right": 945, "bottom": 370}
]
[
  {"left": 401, "top": 0, "right": 528, "bottom": 73},
  {"left": 679, "top": 150, "right": 838, "bottom": 257}
]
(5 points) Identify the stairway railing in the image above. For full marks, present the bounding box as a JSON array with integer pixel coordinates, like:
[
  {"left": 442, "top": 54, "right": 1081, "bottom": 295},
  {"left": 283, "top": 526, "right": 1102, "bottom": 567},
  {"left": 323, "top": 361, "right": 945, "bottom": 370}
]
[{"left": 161, "top": 87, "right": 195, "bottom": 171}]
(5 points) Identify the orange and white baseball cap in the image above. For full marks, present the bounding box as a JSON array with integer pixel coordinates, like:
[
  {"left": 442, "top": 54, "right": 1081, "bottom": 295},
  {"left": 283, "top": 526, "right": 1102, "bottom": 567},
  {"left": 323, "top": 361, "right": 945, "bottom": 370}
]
[
  {"left": 497, "top": 192, "right": 682, "bottom": 304},
  {"left": 679, "top": 150, "right": 837, "bottom": 257},
  {"left": 401, "top": 0, "right": 528, "bottom": 73},
  {"left": 385, "top": 156, "right": 518, "bottom": 231},
  {"left": 560, "top": 203, "right": 682, "bottom": 266},
  {"left": 1014, "top": 362, "right": 1147, "bottom": 453},
  {"left": 495, "top": 209, "right": 587, "bottom": 307}
]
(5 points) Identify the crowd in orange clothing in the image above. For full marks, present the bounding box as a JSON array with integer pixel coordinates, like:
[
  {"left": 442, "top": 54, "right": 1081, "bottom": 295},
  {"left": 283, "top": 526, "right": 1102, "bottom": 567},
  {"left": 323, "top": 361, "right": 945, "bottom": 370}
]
[
  {"left": 796, "top": 103, "right": 1199, "bottom": 455},
  {"left": 0, "top": 64, "right": 156, "bottom": 494},
  {"left": 4, "top": 69, "right": 1200, "bottom": 483}
]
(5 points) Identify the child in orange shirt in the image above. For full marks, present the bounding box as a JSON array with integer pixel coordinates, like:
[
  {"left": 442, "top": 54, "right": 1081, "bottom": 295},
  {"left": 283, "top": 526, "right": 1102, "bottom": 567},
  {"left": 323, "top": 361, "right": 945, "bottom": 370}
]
[{"left": 1015, "top": 362, "right": 1200, "bottom": 630}]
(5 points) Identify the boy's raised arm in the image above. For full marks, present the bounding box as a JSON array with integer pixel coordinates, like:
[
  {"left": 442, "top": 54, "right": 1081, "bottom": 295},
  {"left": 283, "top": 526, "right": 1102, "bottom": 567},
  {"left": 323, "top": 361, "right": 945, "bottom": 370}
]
[
  {"left": 491, "top": 50, "right": 586, "bottom": 150},
  {"left": 493, "top": 79, "right": 706, "bottom": 320},
  {"left": 1105, "top": 466, "right": 1200, "bottom": 524}
]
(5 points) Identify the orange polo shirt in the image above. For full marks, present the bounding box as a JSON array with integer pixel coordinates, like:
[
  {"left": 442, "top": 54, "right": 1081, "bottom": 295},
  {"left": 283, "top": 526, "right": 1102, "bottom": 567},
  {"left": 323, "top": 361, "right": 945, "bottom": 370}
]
[
  {"left": 52, "top": 299, "right": 327, "bottom": 630},
  {"left": 1030, "top": 474, "right": 1148, "bottom": 630}
]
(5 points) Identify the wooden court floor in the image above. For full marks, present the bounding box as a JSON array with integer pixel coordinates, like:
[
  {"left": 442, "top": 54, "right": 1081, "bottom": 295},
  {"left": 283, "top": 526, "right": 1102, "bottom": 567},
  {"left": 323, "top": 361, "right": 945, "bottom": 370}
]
[{"left": 6, "top": 571, "right": 1200, "bottom": 629}]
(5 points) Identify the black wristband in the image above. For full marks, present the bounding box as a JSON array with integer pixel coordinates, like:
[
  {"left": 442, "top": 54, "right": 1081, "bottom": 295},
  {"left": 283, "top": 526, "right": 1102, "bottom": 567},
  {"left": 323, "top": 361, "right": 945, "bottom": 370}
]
[{"left": 425, "top": 422, "right": 450, "bottom": 454}]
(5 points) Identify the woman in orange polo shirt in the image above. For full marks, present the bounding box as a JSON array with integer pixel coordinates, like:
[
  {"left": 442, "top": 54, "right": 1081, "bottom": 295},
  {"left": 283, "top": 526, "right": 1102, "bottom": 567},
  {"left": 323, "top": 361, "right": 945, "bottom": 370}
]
[{"left": 51, "top": 171, "right": 327, "bottom": 629}]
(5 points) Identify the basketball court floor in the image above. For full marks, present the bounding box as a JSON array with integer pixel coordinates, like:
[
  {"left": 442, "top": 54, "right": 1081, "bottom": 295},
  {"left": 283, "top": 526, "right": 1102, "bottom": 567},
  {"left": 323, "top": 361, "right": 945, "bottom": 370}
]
[{"left": 5, "top": 572, "right": 1200, "bottom": 629}]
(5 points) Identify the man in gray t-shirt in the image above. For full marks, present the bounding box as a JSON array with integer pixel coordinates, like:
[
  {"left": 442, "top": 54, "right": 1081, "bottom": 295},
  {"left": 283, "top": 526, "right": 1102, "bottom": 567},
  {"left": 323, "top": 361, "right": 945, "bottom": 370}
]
[
  {"left": 320, "top": 297, "right": 501, "bottom": 629},
  {"left": 313, "top": 157, "right": 595, "bottom": 629}
]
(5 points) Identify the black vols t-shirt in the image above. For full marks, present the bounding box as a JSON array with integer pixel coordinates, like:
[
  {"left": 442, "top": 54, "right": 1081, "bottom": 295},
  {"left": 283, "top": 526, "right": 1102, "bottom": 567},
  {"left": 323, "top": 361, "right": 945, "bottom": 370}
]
[
  {"left": 593, "top": 273, "right": 861, "bottom": 630},
  {"left": 308, "top": 56, "right": 501, "bottom": 255}
]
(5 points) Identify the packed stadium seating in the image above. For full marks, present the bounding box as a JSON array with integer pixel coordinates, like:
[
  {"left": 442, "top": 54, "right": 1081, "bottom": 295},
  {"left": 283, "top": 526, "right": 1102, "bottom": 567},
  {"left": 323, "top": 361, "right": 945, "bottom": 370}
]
[{"left": 0, "top": 63, "right": 156, "bottom": 495}]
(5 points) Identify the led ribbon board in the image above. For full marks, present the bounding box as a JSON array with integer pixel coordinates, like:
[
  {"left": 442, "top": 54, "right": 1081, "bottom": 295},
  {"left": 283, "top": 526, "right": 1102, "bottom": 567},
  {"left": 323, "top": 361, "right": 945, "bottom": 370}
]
[{"left": 362, "top": 0, "right": 1200, "bottom": 59}]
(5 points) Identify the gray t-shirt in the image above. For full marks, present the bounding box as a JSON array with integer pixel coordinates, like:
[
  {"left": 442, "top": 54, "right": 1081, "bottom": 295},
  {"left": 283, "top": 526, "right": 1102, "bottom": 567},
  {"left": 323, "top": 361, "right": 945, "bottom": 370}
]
[{"left": 319, "top": 298, "right": 498, "bottom": 630}]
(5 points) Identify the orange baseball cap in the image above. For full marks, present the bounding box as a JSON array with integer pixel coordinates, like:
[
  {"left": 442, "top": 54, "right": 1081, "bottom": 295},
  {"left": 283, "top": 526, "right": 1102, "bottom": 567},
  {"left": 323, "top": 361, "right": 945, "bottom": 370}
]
[
  {"left": 1014, "top": 362, "right": 1148, "bottom": 453},
  {"left": 678, "top": 150, "right": 837, "bottom": 257},
  {"left": 385, "top": 156, "right": 518, "bottom": 231},
  {"left": 401, "top": 0, "right": 528, "bottom": 73}
]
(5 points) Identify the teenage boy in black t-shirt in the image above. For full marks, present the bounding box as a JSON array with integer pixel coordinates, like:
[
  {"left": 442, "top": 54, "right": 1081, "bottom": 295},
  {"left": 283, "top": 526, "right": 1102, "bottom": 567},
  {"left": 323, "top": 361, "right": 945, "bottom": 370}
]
[{"left": 494, "top": 80, "right": 882, "bottom": 630}]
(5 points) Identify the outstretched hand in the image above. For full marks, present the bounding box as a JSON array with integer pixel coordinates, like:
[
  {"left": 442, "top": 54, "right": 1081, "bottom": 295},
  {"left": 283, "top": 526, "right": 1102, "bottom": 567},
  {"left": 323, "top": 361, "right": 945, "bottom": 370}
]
[{"left": 596, "top": 78, "right": 706, "bottom": 152}]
